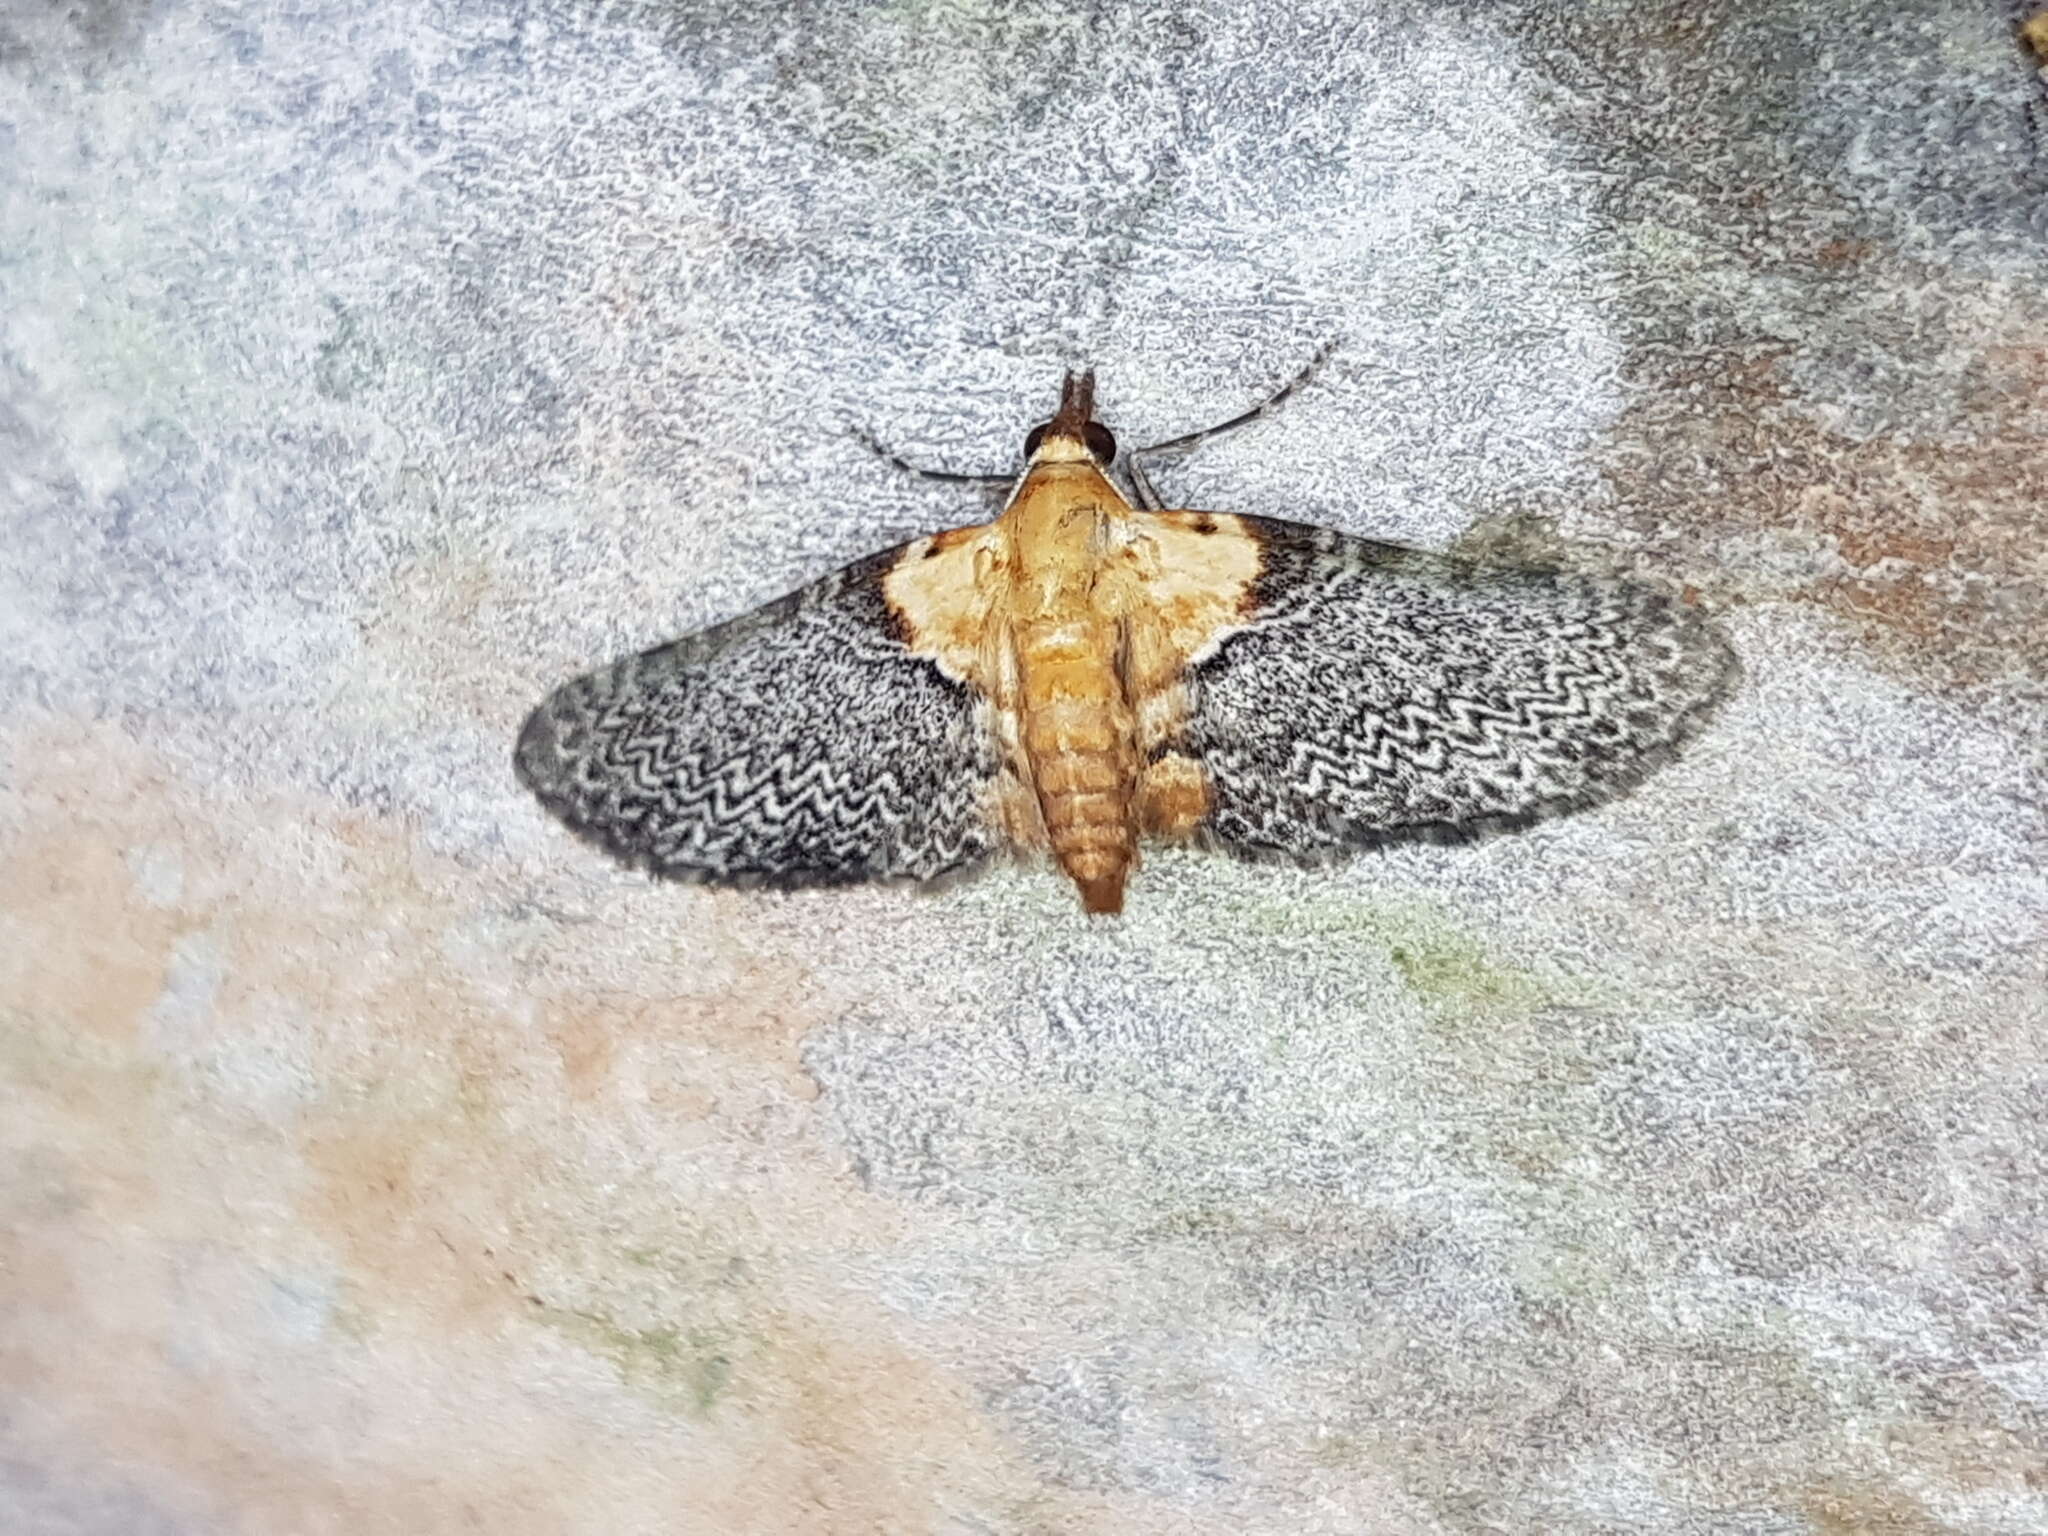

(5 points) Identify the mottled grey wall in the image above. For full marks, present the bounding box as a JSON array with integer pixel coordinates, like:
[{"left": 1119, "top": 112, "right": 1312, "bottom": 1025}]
[{"left": 3, "top": 2, "right": 2045, "bottom": 1532}]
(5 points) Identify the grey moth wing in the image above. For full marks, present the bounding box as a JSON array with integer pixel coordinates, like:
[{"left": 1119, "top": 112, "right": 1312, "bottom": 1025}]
[
  {"left": 514, "top": 543, "right": 1002, "bottom": 887},
  {"left": 1170, "top": 513, "right": 1740, "bottom": 860}
]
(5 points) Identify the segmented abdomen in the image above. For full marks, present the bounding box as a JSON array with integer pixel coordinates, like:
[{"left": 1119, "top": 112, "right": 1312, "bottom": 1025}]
[{"left": 1016, "top": 618, "right": 1137, "bottom": 914}]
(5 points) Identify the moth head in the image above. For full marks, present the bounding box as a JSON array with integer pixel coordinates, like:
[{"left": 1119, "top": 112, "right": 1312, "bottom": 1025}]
[{"left": 1022, "top": 369, "right": 1117, "bottom": 466}]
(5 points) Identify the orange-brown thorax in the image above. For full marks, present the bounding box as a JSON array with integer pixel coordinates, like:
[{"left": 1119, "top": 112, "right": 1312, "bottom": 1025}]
[{"left": 881, "top": 381, "right": 1262, "bottom": 914}]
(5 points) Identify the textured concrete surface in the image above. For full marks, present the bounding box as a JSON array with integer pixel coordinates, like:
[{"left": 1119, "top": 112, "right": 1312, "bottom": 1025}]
[{"left": 4, "top": 1, "right": 2046, "bottom": 1531}]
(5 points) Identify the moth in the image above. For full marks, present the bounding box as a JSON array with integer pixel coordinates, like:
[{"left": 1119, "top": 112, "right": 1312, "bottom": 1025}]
[{"left": 516, "top": 361, "right": 1736, "bottom": 914}]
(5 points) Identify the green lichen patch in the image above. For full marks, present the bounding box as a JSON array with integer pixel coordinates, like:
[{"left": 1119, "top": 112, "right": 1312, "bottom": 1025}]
[{"left": 539, "top": 1306, "right": 737, "bottom": 1417}]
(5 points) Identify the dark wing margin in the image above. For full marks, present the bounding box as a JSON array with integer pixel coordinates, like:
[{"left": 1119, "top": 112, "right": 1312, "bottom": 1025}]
[
  {"left": 514, "top": 547, "right": 1001, "bottom": 887},
  {"left": 1181, "top": 515, "right": 1739, "bottom": 860}
]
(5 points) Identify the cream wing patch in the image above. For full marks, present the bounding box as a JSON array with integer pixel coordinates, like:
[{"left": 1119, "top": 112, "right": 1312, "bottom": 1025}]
[
  {"left": 1134, "top": 511, "right": 1264, "bottom": 665},
  {"left": 881, "top": 521, "right": 1039, "bottom": 852},
  {"left": 1120, "top": 509, "right": 1264, "bottom": 759},
  {"left": 881, "top": 522, "right": 1008, "bottom": 689}
]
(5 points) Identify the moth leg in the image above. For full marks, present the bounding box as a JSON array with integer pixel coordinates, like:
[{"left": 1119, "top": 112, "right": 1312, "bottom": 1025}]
[
  {"left": 1139, "top": 751, "right": 1211, "bottom": 840},
  {"left": 1126, "top": 454, "right": 1168, "bottom": 512},
  {"left": 994, "top": 768, "right": 1049, "bottom": 851},
  {"left": 850, "top": 425, "right": 1013, "bottom": 486}
]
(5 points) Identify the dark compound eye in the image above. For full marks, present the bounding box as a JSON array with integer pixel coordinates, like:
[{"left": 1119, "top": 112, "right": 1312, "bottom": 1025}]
[{"left": 1022, "top": 422, "right": 1048, "bottom": 459}]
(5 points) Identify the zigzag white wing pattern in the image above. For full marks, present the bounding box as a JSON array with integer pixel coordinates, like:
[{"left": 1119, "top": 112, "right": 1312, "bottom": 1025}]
[
  {"left": 515, "top": 546, "right": 1001, "bottom": 886},
  {"left": 1180, "top": 515, "right": 1738, "bottom": 859}
]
